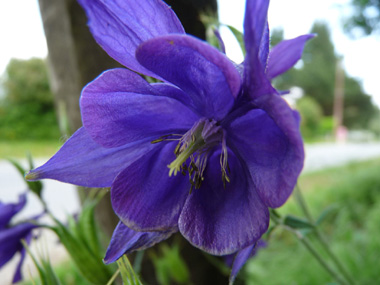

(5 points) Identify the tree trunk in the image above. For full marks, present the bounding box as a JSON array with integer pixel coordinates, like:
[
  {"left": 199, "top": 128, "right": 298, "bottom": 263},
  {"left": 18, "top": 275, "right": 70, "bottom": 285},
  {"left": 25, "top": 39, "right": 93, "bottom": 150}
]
[{"left": 38, "top": 0, "right": 120, "bottom": 239}]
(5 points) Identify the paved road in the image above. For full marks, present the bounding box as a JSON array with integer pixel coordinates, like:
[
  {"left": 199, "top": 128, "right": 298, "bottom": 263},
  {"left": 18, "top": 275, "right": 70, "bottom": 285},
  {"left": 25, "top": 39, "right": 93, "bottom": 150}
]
[
  {"left": 1, "top": 142, "right": 380, "bottom": 283},
  {"left": 303, "top": 142, "right": 380, "bottom": 172}
]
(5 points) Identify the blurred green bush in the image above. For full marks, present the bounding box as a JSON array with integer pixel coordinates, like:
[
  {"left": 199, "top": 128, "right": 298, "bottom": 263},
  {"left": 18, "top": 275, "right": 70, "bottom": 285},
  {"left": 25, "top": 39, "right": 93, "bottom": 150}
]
[{"left": 0, "top": 58, "right": 60, "bottom": 140}]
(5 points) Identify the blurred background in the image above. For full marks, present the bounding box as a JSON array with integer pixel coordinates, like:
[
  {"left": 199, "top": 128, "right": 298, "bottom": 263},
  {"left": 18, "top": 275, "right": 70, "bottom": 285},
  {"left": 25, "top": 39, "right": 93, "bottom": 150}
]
[{"left": 0, "top": 0, "right": 380, "bottom": 284}]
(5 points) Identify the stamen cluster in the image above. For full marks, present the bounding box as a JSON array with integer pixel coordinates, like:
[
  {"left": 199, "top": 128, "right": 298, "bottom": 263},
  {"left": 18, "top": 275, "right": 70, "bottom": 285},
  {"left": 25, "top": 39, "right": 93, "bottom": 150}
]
[{"left": 152, "top": 118, "right": 230, "bottom": 192}]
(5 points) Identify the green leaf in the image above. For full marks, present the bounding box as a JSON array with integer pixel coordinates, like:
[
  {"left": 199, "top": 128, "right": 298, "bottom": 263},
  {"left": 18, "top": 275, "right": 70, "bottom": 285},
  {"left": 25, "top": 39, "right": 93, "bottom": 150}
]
[
  {"left": 150, "top": 242, "right": 190, "bottom": 285},
  {"left": 21, "top": 240, "right": 61, "bottom": 285},
  {"left": 51, "top": 215, "right": 113, "bottom": 284},
  {"left": 77, "top": 201, "right": 103, "bottom": 258},
  {"left": 284, "top": 215, "right": 315, "bottom": 229},
  {"left": 117, "top": 255, "right": 143, "bottom": 285},
  {"left": 226, "top": 25, "right": 246, "bottom": 56},
  {"left": 316, "top": 205, "right": 338, "bottom": 226},
  {"left": 8, "top": 158, "right": 43, "bottom": 198}
]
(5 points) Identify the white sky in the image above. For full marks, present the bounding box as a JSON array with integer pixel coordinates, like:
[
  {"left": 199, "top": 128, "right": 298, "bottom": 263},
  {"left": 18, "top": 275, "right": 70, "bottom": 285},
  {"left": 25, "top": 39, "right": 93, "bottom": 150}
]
[{"left": 0, "top": 0, "right": 379, "bottom": 107}]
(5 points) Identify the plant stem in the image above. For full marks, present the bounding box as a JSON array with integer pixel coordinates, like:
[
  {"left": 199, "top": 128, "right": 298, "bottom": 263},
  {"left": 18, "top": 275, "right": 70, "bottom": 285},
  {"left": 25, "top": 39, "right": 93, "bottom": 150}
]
[
  {"left": 270, "top": 211, "right": 348, "bottom": 285},
  {"left": 294, "top": 185, "right": 356, "bottom": 285},
  {"left": 297, "top": 235, "right": 348, "bottom": 285},
  {"left": 106, "top": 268, "right": 120, "bottom": 285}
]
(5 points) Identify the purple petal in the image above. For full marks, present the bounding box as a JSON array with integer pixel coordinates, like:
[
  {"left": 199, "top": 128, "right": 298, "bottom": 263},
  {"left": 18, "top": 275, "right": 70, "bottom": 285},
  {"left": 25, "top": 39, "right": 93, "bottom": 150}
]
[
  {"left": 243, "top": 0, "right": 275, "bottom": 98},
  {"left": 227, "top": 94, "right": 304, "bottom": 208},
  {"left": 0, "top": 223, "right": 37, "bottom": 269},
  {"left": 104, "top": 221, "right": 175, "bottom": 264},
  {"left": 0, "top": 193, "right": 26, "bottom": 229},
  {"left": 213, "top": 28, "right": 226, "bottom": 54},
  {"left": 178, "top": 151, "right": 269, "bottom": 255},
  {"left": 150, "top": 83, "right": 198, "bottom": 114},
  {"left": 12, "top": 232, "right": 32, "bottom": 284},
  {"left": 267, "top": 34, "right": 315, "bottom": 79},
  {"left": 229, "top": 240, "right": 267, "bottom": 284},
  {"left": 244, "top": 0, "right": 269, "bottom": 62},
  {"left": 136, "top": 34, "right": 241, "bottom": 120},
  {"left": 111, "top": 142, "right": 190, "bottom": 231},
  {"left": 26, "top": 127, "right": 155, "bottom": 187},
  {"left": 77, "top": 0, "right": 184, "bottom": 78},
  {"left": 81, "top": 68, "right": 199, "bottom": 148},
  {"left": 259, "top": 23, "right": 270, "bottom": 69}
]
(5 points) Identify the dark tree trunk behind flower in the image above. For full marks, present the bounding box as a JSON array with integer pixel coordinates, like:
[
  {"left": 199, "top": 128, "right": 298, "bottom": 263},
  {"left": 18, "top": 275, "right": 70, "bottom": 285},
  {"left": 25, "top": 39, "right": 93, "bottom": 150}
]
[
  {"left": 38, "top": 0, "right": 228, "bottom": 283},
  {"left": 38, "top": 0, "right": 121, "bottom": 242}
]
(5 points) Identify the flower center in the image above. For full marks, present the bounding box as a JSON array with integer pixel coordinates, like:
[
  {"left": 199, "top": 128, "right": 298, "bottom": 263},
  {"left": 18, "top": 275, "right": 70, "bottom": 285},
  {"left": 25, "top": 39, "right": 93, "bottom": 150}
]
[{"left": 152, "top": 118, "right": 230, "bottom": 192}]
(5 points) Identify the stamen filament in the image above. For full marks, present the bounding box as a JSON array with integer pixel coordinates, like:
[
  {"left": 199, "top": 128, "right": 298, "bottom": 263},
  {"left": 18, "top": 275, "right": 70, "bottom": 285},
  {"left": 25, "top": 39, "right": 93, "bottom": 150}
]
[{"left": 168, "top": 137, "right": 205, "bottom": 176}]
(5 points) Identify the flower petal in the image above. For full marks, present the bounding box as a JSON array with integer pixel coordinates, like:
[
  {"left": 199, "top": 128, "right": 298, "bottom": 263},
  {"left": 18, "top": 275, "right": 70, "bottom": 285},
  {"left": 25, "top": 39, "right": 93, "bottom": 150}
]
[
  {"left": 0, "top": 223, "right": 36, "bottom": 269},
  {"left": 81, "top": 68, "right": 199, "bottom": 148},
  {"left": 104, "top": 221, "right": 175, "bottom": 264},
  {"left": 227, "top": 94, "right": 304, "bottom": 208},
  {"left": 111, "top": 142, "right": 190, "bottom": 232},
  {"left": 151, "top": 83, "right": 197, "bottom": 113},
  {"left": 136, "top": 35, "right": 241, "bottom": 120},
  {"left": 229, "top": 240, "right": 266, "bottom": 284},
  {"left": 77, "top": 0, "right": 184, "bottom": 78},
  {"left": 266, "top": 34, "right": 315, "bottom": 79},
  {"left": 259, "top": 23, "right": 270, "bottom": 69},
  {"left": 26, "top": 127, "right": 155, "bottom": 188},
  {"left": 178, "top": 150, "right": 269, "bottom": 255},
  {"left": 0, "top": 193, "right": 26, "bottom": 229},
  {"left": 243, "top": 0, "right": 275, "bottom": 98},
  {"left": 12, "top": 232, "right": 32, "bottom": 284}
]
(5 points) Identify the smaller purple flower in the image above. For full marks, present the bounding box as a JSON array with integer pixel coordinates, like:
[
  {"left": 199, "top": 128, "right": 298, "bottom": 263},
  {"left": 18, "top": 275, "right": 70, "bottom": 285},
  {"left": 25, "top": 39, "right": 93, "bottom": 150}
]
[
  {"left": 226, "top": 240, "right": 267, "bottom": 284},
  {"left": 0, "top": 193, "right": 39, "bottom": 284}
]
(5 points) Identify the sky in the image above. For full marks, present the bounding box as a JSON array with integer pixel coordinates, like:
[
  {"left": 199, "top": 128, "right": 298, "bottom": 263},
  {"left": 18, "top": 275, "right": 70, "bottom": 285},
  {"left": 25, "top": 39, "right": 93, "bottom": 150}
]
[{"left": 0, "top": 0, "right": 379, "bottom": 107}]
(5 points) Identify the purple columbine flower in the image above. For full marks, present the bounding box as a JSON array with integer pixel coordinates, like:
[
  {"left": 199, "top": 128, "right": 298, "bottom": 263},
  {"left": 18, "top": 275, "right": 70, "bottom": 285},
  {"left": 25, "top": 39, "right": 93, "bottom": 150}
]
[
  {"left": 0, "top": 193, "right": 39, "bottom": 284},
  {"left": 27, "top": 0, "right": 312, "bottom": 271}
]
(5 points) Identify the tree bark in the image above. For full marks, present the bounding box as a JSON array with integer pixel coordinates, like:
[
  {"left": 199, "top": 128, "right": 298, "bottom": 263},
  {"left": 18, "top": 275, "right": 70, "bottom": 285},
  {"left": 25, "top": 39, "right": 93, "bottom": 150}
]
[{"left": 38, "top": 0, "right": 120, "bottom": 239}]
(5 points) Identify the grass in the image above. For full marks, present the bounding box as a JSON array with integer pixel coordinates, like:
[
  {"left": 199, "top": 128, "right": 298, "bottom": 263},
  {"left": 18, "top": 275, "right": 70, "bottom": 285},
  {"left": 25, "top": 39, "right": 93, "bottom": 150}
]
[
  {"left": 21, "top": 260, "right": 89, "bottom": 285},
  {"left": 243, "top": 159, "right": 380, "bottom": 284},
  {"left": 0, "top": 139, "right": 63, "bottom": 159}
]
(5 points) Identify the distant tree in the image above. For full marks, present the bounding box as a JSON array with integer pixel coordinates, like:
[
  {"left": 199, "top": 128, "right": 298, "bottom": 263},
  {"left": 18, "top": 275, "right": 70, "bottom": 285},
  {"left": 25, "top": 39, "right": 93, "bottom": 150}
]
[
  {"left": 270, "top": 27, "right": 284, "bottom": 47},
  {"left": 344, "top": 0, "right": 380, "bottom": 37},
  {"left": 296, "top": 96, "right": 323, "bottom": 138},
  {"left": 4, "top": 58, "right": 52, "bottom": 105},
  {"left": 273, "top": 21, "right": 377, "bottom": 129},
  {"left": 344, "top": 77, "right": 377, "bottom": 128},
  {"left": 0, "top": 58, "right": 59, "bottom": 140}
]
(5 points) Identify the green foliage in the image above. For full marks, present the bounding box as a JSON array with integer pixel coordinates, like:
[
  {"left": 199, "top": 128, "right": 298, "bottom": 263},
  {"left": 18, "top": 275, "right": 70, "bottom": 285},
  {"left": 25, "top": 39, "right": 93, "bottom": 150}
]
[
  {"left": 344, "top": 0, "right": 380, "bottom": 37},
  {"left": 244, "top": 159, "right": 380, "bottom": 284},
  {"left": 0, "top": 58, "right": 60, "bottom": 140},
  {"left": 150, "top": 242, "right": 190, "bottom": 285},
  {"left": 368, "top": 110, "right": 380, "bottom": 136},
  {"left": 21, "top": 241, "right": 61, "bottom": 285},
  {"left": 8, "top": 156, "right": 43, "bottom": 198},
  {"left": 270, "top": 28, "right": 284, "bottom": 47},
  {"left": 226, "top": 25, "right": 246, "bottom": 56},
  {"left": 22, "top": 260, "right": 89, "bottom": 285},
  {"left": 50, "top": 200, "right": 114, "bottom": 284},
  {"left": 283, "top": 215, "right": 314, "bottom": 230},
  {"left": 296, "top": 96, "right": 323, "bottom": 139},
  {"left": 0, "top": 140, "right": 62, "bottom": 159},
  {"left": 319, "top": 116, "right": 334, "bottom": 137},
  {"left": 344, "top": 77, "right": 377, "bottom": 129},
  {"left": 117, "top": 255, "right": 143, "bottom": 285}
]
